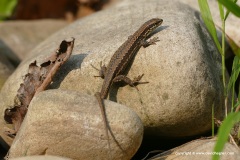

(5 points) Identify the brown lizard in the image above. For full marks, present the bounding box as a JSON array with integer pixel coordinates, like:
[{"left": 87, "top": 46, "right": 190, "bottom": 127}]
[{"left": 93, "top": 18, "right": 163, "bottom": 156}]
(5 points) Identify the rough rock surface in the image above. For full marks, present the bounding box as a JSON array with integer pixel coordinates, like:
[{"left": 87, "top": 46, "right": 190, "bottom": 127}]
[
  {"left": 150, "top": 138, "right": 240, "bottom": 160},
  {"left": 7, "top": 90, "right": 143, "bottom": 160},
  {"left": 9, "top": 155, "right": 72, "bottom": 160},
  {"left": 0, "top": 0, "right": 224, "bottom": 139}
]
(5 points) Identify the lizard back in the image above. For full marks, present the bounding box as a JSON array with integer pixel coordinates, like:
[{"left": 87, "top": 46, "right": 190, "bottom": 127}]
[{"left": 100, "top": 18, "right": 163, "bottom": 98}]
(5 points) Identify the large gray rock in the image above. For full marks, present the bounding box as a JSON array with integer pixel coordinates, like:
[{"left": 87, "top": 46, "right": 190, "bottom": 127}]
[
  {"left": 8, "top": 90, "right": 143, "bottom": 160},
  {"left": 150, "top": 138, "right": 240, "bottom": 160},
  {"left": 0, "top": 0, "right": 224, "bottom": 139}
]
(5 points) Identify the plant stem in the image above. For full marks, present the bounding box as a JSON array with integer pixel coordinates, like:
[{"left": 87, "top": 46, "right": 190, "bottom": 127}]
[
  {"left": 232, "top": 82, "right": 235, "bottom": 112},
  {"left": 221, "top": 13, "right": 227, "bottom": 116},
  {"left": 212, "top": 103, "right": 215, "bottom": 137},
  {"left": 221, "top": 22, "right": 226, "bottom": 95}
]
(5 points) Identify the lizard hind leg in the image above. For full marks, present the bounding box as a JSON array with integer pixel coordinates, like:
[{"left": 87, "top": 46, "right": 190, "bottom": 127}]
[{"left": 113, "top": 74, "right": 149, "bottom": 91}]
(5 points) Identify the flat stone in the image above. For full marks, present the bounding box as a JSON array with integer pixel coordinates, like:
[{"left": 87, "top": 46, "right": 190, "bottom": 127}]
[
  {"left": 7, "top": 89, "right": 143, "bottom": 160},
  {"left": 0, "top": 0, "right": 224, "bottom": 139},
  {"left": 150, "top": 138, "right": 240, "bottom": 160}
]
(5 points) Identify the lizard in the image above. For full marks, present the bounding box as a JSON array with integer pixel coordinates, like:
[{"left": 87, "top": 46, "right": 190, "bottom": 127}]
[{"left": 93, "top": 18, "right": 163, "bottom": 157}]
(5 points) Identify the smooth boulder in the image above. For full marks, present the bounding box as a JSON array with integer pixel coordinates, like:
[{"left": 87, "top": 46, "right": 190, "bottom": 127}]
[{"left": 7, "top": 89, "right": 143, "bottom": 160}]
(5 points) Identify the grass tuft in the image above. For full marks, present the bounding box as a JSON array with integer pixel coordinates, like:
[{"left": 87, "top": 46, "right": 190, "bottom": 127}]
[{"left": 198, "top": 0, "right": 240, "bottom": 160}]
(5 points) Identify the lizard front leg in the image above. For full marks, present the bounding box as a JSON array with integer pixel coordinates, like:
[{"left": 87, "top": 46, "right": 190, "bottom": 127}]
[
  {"left": 141, "top": 37, "right": 159, "bottom": 48},
  {"left": 91, "top": 61, "right": 107, "bottom": 79},
  {"left": 112, "top": 74, "right": 148, "bottom": 90}
]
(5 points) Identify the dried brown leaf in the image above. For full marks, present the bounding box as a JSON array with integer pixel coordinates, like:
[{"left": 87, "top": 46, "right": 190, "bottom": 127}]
[{"left": 4, "top": 38, "right": 75, "bottom": 135}]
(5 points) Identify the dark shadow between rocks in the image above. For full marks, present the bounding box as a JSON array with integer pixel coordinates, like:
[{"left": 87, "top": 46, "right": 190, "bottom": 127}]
[
  {"left": 49, "top": 53, "right": 88, "bottom": 89},
  {"left": 132, "top": 130, "right": 213, "bottom": 160},
  {"left": 0, "top": 136, "right": 8, "bottom": 160},
  {"left": 0, "top": 39, "right": 21, "bottom": 67}
]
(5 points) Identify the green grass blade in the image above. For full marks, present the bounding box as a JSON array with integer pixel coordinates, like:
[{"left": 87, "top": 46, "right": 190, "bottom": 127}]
[
  {"left": 227, "top": 36, "right": 240, "bottom": 91},
  {"left": 218, "top": 0, "right": 240, "bottom": 17},
  {"left": 213, "top": 112, "right": 240, "bottom": 160},
  {"left": 198, "top": 0, "right": 222, "bottom": 55},
  {"left": 212, "top": 103, "right": 215, "bottom": 137},
  {"left": 238, "top": 84, "right": 240, "bottom": 107},
  {"left": 234, "top": 100, "right": 240, "bottom": 110},
  {"left": 226, "top": 39, "right": 240, "bottom": 111},
  {"left": 227, "top": 56, "right": 240, "bottom": 93},
  {"left": 225, "top": 0, "right": 238, "bottom": 20},
  {"left": 0, "top": 0, "right": 17, "bottom": 20},
  {"left": 227, "top": 37, "right": 240, "bottom": 110},
  {"left": 227, "top": 35, "right": 240, "bottom": 57},
  {"left": 218, "top": 2, "right": 224, "bottom": 21},
  {"left": 227, "top": 66, "right": 240, "bottom": 109}
]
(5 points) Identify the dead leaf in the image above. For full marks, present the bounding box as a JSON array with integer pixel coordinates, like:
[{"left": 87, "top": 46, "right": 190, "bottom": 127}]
[{"left": 4, "top": 38, "right": 75, "bottom": 135}]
